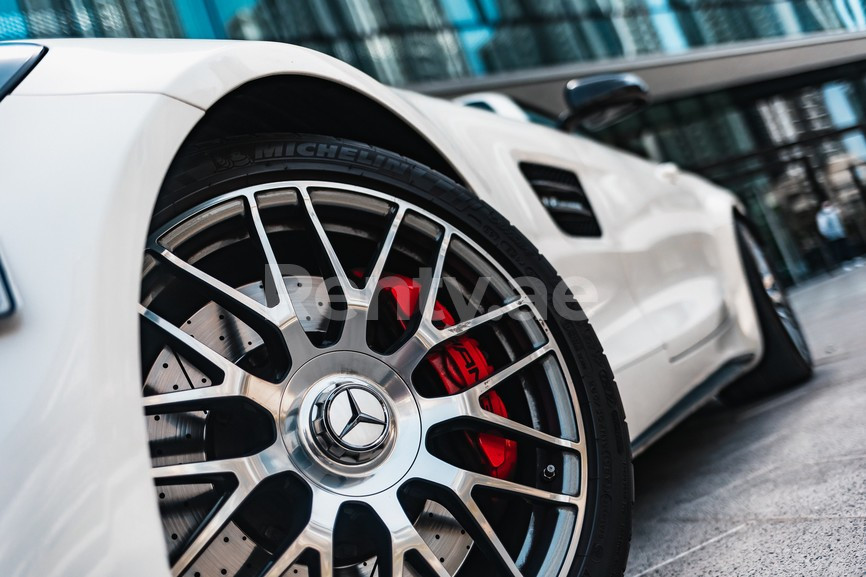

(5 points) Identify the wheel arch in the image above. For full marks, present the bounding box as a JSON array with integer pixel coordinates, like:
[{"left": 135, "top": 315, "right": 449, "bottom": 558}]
[
  {"left": 169, "top": 74, "right": 466, "bottom": 185},
  {"left": 18, "top": 40, "right": 473, "bottom": 190}
]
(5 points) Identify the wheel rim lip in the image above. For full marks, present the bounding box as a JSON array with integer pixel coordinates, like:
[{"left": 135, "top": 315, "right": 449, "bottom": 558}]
[
  {"left": 143, "top": 178, "right": 589, "bottom": 576},
  {"left": 742, "top": 225, "right": 812, "bottom": 364},
  {"left": 777, "top": 305, "right": 812, "bottom": 363}
]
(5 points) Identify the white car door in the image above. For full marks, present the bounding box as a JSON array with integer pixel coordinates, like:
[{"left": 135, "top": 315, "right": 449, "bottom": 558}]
[
  {"left": 440, "top": 93, "right": 730, "bottom": 432},
  {"left": 583, "top": 150, "right": 730, "bottom": 364},
  {"left": 427, "top": 95, "right": 679, "bottom": 433}
]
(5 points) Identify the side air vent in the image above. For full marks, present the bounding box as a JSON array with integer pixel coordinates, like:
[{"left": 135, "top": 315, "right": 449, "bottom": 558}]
[{"left": 519, "top": 162, "right": 602, "bottom": 237}]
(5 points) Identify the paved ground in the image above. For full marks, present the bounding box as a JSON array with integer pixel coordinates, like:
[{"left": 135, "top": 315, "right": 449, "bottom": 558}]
[{"left": 625, "top": 266, "right": 866, "bottom": 577}]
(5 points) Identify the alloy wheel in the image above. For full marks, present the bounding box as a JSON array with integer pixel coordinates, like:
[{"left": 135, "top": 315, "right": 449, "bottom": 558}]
[{"left": 140, "top": 181, "right": 588, "bottom": 577}]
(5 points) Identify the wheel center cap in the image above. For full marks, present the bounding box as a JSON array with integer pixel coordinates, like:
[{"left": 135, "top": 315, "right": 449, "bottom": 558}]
[
  {"left": 313, "top": 382, "right": 391, "bottom": 464},
  {"left": 280, "top": 351, "right": 422, "bottom": 497}
]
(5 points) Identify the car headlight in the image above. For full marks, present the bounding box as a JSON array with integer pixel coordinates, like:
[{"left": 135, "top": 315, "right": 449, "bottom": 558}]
[{"left": 0, "top": 43, "right": 46, "bottom": 102}]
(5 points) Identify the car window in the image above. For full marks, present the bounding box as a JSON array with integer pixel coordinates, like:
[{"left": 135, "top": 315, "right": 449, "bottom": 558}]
[
  {"left": 518, "top": 102, "right": 559, "bottom": 128},
  {"left": 463, "top": 101, "right": 496, "bottom": 113}
]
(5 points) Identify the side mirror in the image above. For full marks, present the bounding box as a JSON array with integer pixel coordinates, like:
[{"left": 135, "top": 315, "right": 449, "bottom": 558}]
[{"left": 560, "top": 73, "right": 650, "bottom": 132}]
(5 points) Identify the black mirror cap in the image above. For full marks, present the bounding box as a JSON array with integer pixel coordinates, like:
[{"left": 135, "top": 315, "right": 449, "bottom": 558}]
[
  {"left": 0, "top": 43, "right": 47, "bottom": 103},
  {"left": 561, "top": 73, "right": 650, "bottom": 132}
]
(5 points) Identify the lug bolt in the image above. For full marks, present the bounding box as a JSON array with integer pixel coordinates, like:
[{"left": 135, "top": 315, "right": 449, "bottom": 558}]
[{"left": 542, "top": 464, "right": 556, "bottom": 481}]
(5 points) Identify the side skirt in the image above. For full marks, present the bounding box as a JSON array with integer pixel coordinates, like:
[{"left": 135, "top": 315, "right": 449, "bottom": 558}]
[{"left": 631, "top": 354, "right": 755, "bottom": 457}]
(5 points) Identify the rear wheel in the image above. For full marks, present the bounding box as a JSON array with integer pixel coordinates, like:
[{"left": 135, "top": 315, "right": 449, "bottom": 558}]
[
  {"left": 139, "top": 134, "right": 631, "bottom": 577},
  {"left": 721, "top": 219, "right": 813, "bottom": 404}
]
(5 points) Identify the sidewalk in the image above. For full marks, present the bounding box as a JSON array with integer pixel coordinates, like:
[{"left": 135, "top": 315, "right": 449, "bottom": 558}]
[{"left": 625, "top": 268, "right": 866, "bottom": 576}]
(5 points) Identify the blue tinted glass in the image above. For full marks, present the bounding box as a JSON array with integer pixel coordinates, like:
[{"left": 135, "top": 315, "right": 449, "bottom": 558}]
[
  {"left": 823, "top": 82, "right": 858, "bottom": 128},
  {"left": 1, "top": 1, "right": 864, "bottom": 85},
  {"left": 0, "top": 0, "right": 27, "bottom": 40}
]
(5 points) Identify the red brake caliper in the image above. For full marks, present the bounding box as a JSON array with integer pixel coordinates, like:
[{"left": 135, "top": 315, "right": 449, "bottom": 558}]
[{"left": 380, "top": 274, "right": 517, "bottom": 479}]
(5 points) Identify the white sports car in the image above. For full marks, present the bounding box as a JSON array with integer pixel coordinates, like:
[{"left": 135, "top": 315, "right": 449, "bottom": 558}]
[{"left": 0, "top": 40, "right": 811, "bottom": 577}]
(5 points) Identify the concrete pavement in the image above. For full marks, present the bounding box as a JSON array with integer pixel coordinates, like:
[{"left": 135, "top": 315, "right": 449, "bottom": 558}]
[{"left": 625, "top": 266, "right": 866, "bottom": 576}]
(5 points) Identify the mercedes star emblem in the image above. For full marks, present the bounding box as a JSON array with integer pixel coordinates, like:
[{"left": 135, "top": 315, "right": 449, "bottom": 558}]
[{"left": 325, "top": 385, "right": 389, "bottom": 451}]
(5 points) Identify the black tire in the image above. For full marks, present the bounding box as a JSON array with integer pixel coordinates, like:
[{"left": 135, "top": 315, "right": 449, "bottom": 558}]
[
  {"left": 153, "top": 133, "right": 633, "bottom": 577},
  {"left": 721, "top": 219, "right": 813, "bottom": 405}
]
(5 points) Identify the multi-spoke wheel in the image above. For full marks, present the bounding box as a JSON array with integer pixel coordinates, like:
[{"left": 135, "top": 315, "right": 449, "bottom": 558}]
[
  {"left": 721, "top": 219, "right": 813, "bottom": 404},
  {"left": 140, "top": 135, "right": 632, "bottom": 577}
]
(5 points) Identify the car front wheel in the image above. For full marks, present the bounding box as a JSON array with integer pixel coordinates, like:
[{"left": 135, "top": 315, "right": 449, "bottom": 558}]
[{"left": 139, "top": 134, "right": 632, "bottom": 577}]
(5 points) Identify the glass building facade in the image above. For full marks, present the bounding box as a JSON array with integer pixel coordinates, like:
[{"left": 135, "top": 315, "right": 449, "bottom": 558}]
[
  {"left": 2, "top": 0, "right": 866, "bottom": 85},
  {"left": 596, "top": 60, "right": 866, "bottom": 285},
  {"left": 2, "top": 0, "right": 865, "bottom": 284}
]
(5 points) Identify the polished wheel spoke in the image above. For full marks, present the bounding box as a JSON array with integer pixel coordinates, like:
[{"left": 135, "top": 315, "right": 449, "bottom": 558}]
[
  {"left": 393, "top": 296, "right": 531, "bottom": 372},
  {"left": 475, "top": 408, "right": 583, "bottom": 454},
  {"left": 140, "top": 305, "right": 239, "bottom": 377},
  {"left": 158, "top": 446, "right": 294, "bottom": 575},
  {"left": 141, "top": 374, "right": 279, "bottom": 413},
  {"left": 139, "top": 306, "right": 281, "bottom": 412},
  {"left": 148, "top": 243, "right": 281, "bottom": 329},
  {"left": 410, "top": 456, "right": 580, "bottom": 574},
  {"left": 425, "top": 455, "right": 579, "bottom": 508},
  {"left": 385, "top": 333, "right": 433, "bottom": 377},
  {"left": 383, "top": 228, "right": 454, "bottom": 370},
  {"left": 298, "top": 186, "right": 363, "bottom": 308},
  {"left": 245, "top": 193, "right": 304, "bottom": 331},
  {"left": 307, "top": 493, "right": 339, "bottom": 577},
  {"left": 368, "top": 493, "right": 451, "bottom": 577},
  {"left": 153, "top": 441, "right": 291, "bottom": 482},
  {"left": 260, "top": 491, "right": 340, "bottom": 577},
  {"left": 419, "top": 229, "right": 453, "bottom": 326},
  {"left": 466, "top": 468, "right": 579, "bottom": 507},
  {"left": 142, "top": 384, "right": 229, "bottom": 409},
  {"left": 152, "top": 456, "right": 256, "bottom": 483},
  {"left": 417, "top": 385, "right": 474, "bottom": 426},
  {"left": 436, "top": 296, "right": 529, "bottom": 343},
  {"left": 463, "top": 343, "right": 554, "bottom": 400},
  {"left": 170, "top": 485, "right": 251, "bottom": 576},
  {"left": 417, "top": 345, "right": 571, "bottom": 460},
  {"left": 260, "top": 532, "right": 312, "bottom": 577},
  {"left": 463, "top": 494, "right": 523, "bottom": 577},
  {"left": 365, "top": 205, "right": 406, "bottom": 299},
  {"left": 419, "top": 344, "right": 555, "bottom": 420}
]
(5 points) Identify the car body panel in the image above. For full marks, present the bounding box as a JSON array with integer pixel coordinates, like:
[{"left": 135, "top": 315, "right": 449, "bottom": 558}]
[
  {"left": 0, "top": 91, "right": 200, "bottom": 577},
  {"left": 0, "top": 39, "right": 762, "bottom": 577},
  {"left": 13, "top": 39, "right": 488, "bottom": 191},
  {"left": 402, "top": 92, "right": 761, "bottom": 434}
]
